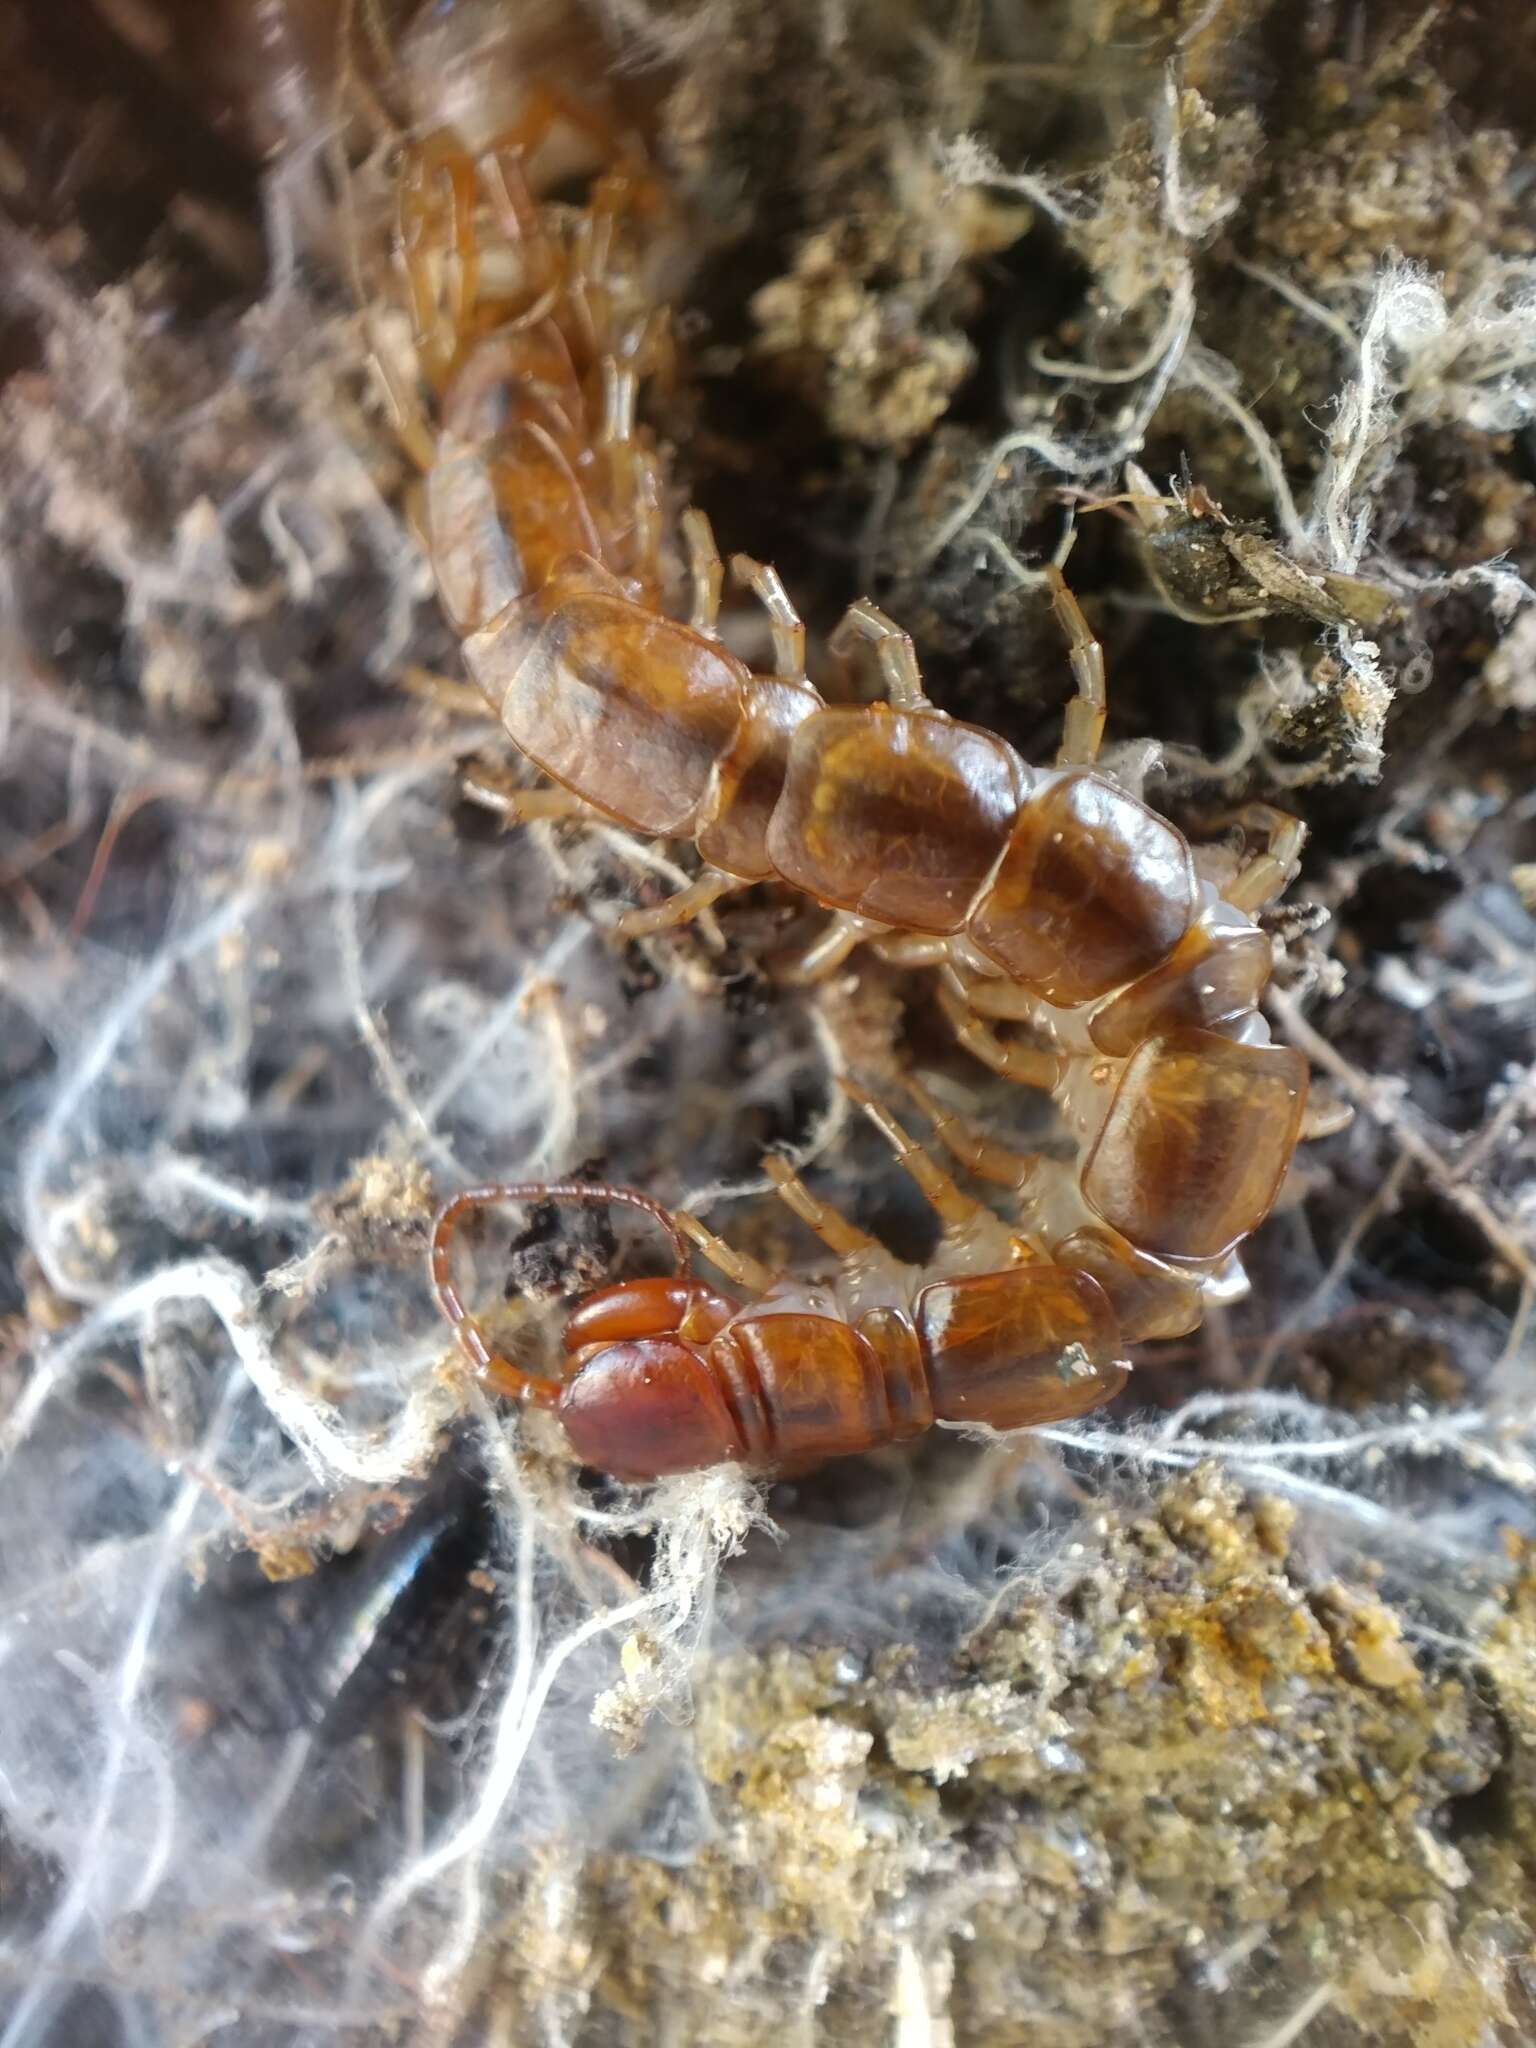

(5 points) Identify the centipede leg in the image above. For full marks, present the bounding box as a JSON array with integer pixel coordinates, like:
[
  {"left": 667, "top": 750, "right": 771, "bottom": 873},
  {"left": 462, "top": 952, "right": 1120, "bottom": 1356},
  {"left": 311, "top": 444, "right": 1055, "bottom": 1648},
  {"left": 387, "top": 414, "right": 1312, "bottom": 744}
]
[
  {"left": 1045, "top": 564, "right": 1107, "bottom": 766},
  {"left": 1224, "top": 803, "right": 1307, "bottom": 913},
  {"left": 400, "top": 664, "right": 494, "bottom": 718},
  {"left": 479, "top": 83, "right": 631, "bottom": 247},
  {"left": 597, "top": 356, "right": 662, "bottom": 584},
  {"left": 840, "top": 1080, "right": 988, "bottom": 1231},
  {"left": 828, "top": 599, "right": 931, "bottom": 709},
  {"left": 673, "top": 1209, "right": 776, "bottom": 1294},
  {"left": 683, "top": 508, "right": 724, "bottom": 634},
  {"left": 938, "top": 981, "right": 1061, "bottom": 1091},
  {"left": 398, "top": 143, "right": 459, "bottom": 387},
  {"left": 368, "top": 333, "right": 438, "bottom": 474},
  {"left": 761, "top": 1156, "right": 879, "bottom": 1257},
  {"left": 400, "top": 129, "right": 556, "bottom": 402},
  {"left": 445, "top": 154, "right": 481, "bottom": 338},
  {"left": 938, "top": 964, "right": 1040, "bottom": 1022},
  {"left": 731, "top": 553, "right": 807, "bottom": 681},
  {"left": 781, "top": 911, "right": 888, "bottom": 985},
  {"left": 902, "top": 1073, "right": 1040, "bottom": 1191},
  {"left": 480, "top": 138, "right": 540, "bottom": 246},
  {"left": 460, "top": 767, "right": 588, "bottom": 827},
  {"left": 870, "top": 933, "right": 950, "bottom": 969},
  {"left": 479, "top": 143, "right": 566, "bottom": 315},
  {"left": 1299, "top": 1094, "right": 1354, "bottom": 1140},
  {"left": 610, "top": 868, "right": 740, "bottom": 938}
]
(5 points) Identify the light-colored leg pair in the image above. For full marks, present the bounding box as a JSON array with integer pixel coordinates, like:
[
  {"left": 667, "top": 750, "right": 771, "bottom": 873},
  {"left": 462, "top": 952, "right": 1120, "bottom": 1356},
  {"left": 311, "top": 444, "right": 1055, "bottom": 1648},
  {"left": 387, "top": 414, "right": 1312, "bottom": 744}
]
[
  {"left": 680, "top": 509, "right": 808, "bottom": 684},
  {"left": 771, "top": 1078, "right": 1036, "bottom": 1243},
  {"left": 675, "top": 1077, "right": 1033, "bottom": 1293},
  {"left": 824, "top": 566, "right": 1105, "bottom": 755}
]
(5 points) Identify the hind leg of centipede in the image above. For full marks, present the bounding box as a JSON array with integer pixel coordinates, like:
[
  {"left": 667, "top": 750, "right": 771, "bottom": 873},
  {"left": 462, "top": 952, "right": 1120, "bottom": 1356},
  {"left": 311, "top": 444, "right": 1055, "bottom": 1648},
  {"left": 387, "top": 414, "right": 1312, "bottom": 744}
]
[
  {"left": 1044, "top": 564, "right": 1107, "bottom": 765},
  {"left": 478, "top": 85, "right": 637, "bottom": 249},
  {"left": 400, "top": 662, "right": 494, "bottom": 719},
  {"left": 609, "top": 869, "right": 741, "bottom": 939},
  {"left": 787, "top": 917, "right": 986, "bottom": 988},
  {"left": 781, "top": 911, "right": 891, "bottom": 985},
  {"left": 592, "top": 355, "right": 663, "bottom": 582},
  {"left": 398, "top": 128, "right": 564, "bottom": 401},
  {"left": 1299, "top": 1096, "right": 1354, "bottom": 1139},
  {"left": 460, "top": 771, "right": 740, "bottom": 940},
  {"left": 604, "top": 510, "right": 747, "bottom": 942},
  {"left": 870, "top": 934, "right": 950, "bottom": 969},
  {"left": 398, "top": 139, "right": 466, "bottom": 383},
  {"left": 459, "top": 763, "right": 589, "bottom": 827},
  {"left": 937, "top": 967, "right": 1043, "bottom": 1024}
]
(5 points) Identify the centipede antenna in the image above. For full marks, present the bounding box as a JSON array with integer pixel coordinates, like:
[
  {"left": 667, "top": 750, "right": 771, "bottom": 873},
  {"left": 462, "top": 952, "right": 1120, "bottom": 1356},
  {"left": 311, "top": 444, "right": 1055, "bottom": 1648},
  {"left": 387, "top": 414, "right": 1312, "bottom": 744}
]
[{"left": 431, "top": 1181, "right": 693, "bottom": 1404}]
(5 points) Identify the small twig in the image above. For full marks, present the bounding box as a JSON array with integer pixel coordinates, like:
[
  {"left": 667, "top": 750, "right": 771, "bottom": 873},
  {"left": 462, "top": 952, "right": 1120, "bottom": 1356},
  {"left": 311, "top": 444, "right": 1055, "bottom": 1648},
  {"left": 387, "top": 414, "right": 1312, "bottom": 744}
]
[
  {"left": 1250, "top": 1153, "right": 1410, "bottom": 1385},
  {"left": 1244, "top": 1983, "right": 1335, "bottom": 2048},
  {"left": 1267, "top": 987, "right": 1536, "bottom": 1291},
  {"left": 1453, "top": 1064, "right": 1536, "bottom": 1183},
  {"left": 70, "top": 785, "right": 171, "bottom": 939},
  {"left": 1233, "top": 258, "right": 1361, "bottom": 362}
]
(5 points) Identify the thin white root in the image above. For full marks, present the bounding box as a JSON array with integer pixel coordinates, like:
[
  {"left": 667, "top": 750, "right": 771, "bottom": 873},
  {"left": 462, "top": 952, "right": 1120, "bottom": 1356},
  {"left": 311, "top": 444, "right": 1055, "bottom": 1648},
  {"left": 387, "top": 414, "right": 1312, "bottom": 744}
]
[{"left": 3, "top": 1257, "right": 456, "bottom": 1482}]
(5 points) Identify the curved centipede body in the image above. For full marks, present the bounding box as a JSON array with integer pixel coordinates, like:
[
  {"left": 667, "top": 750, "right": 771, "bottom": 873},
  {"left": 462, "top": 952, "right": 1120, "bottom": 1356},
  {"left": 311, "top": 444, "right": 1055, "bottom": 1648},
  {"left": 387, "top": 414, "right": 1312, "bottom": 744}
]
[{"left": 391, "top": 91, "right": 1312, "bottom": 1431}]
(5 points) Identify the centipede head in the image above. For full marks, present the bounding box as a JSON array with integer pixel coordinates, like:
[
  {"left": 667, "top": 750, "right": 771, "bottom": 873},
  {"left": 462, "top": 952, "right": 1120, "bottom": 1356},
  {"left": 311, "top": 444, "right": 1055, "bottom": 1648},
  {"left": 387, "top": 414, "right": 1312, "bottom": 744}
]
[{"left": 429, "top": 1178, "right": 692, "bottom": 1405}]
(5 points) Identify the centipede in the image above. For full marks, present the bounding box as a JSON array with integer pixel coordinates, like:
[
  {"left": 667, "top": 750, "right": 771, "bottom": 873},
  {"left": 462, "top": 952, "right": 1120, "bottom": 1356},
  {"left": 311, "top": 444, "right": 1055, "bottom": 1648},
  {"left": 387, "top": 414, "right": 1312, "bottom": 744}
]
[{"left": 384, "top": 75, "right": 1313, "bottom": 1473}]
